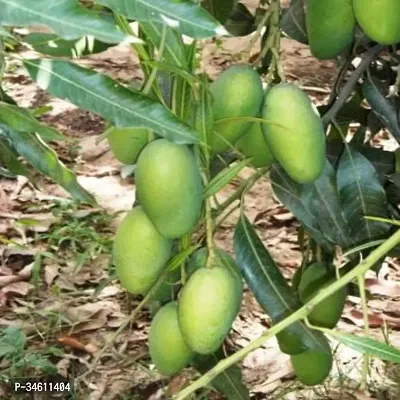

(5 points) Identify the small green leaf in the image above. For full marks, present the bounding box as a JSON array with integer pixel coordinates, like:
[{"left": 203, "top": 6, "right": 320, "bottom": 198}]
[
  {"left": 280, "top": 0, "right": 307, "bottom": 44},
  {"left": 24, "top": 59, "right": 198, "bottom": 144},
  {"left": 0, "top": 124, "right": 95, "bottom": 204},
  {"left": 0, "top": 0, "right": 137, "bottom": 44},
  {"left": 329, "top": 331, "right": 400, "bottom": 363},
  {"left": 203, "top": 158, "right": 251, "bottom": 199},
  {"left": 98, "top": 0, "right": 226, "bottom": 39},
  {"left": 0, "top": 102, "right": 65, "bottom": 142}
]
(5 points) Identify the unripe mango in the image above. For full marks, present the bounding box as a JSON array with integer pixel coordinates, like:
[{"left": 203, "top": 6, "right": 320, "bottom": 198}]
[
  {"left": 353, "top": 0, "right": 400, "bottom": 45},
  {"left": 178, "top": 266, "right": 241, "bottom": 354},
  {"left": 135, "top": 139, "right": 203, "bottom": 239},
  {"left": 235, "top": 121, "right": 275, "bottom": 168},
  {"left": 149, "top": 302, "right": 194, "bottom": 375},
  {"left": 211, "top": 65, "right": 264, "bottom": 154},
  {"left": 113, "top": 206, "right": 172, "bottom": 294},
  {"left": 307, "top": 0, "right": 355, "bottom": 59},
  {"left": 291, "top": 335, "right": 333, "bottom": 386},
  {"left": 299, "top": 263, "right": 347, "bottom": 329},
  {"left": 107, "top": 127, "right": 148, "bottom": 164},
  {"left": 261, "top": 84, "right": 325, "bottom": 183}
]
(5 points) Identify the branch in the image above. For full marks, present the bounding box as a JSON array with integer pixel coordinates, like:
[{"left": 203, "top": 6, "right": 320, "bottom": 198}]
[
  {"left": 322, "top": 44, "right": 383, "bottom": 127},
  {"left": 174, "top": 227, "right": 400, "bottom": 400}
]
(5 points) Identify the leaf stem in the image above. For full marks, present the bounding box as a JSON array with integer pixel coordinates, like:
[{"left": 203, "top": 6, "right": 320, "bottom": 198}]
[
  {"left": 358, "top": 273, "right": 370, "bottom": 387},
  {"left": 174, "top": 227, "right": 400, "bottom": 399}
]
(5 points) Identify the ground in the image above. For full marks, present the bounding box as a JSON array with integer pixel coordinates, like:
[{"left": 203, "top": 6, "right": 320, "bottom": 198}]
[{"left": 1, "top": 4, "right": 400, "bottom": 400}]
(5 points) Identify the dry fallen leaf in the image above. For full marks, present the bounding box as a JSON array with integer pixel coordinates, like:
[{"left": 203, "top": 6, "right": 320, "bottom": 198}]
[
  {"left": 365, "top": 278, "right": 400, "bottom": 297},
  {"left": 57, "top": 335, "right": 98, "bottom": 354}
]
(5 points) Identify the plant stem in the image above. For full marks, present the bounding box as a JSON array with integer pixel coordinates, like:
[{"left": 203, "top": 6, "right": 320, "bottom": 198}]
[
  {"left": 173, "top": 228, "right": 400, "bottom": 400},
  {"left": 244, "top": 8, "right": 271, "bottom": 57},
  {"left": 358, "top": 273, "right": 370, "bottom": 388}
]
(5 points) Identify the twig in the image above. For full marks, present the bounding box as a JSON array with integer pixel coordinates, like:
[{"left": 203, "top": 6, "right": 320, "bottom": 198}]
[
  {"left": 322, "top": 44, "right": 383, "bottom": 127},
  {"left": 173, "top": 227, "right": 400, "bottom": 399}
]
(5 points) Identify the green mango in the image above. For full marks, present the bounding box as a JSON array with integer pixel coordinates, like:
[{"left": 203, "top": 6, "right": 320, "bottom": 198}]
[
  {"left": 178, "top": 266, "right": 241, "bottom": 354},
  {"left": 291, "top": 334, "right": 333, "bottom": 386},
  {"left": 307, "top": 0, "right": 355, "bottom": 59},
  {"left": 189, "top": 247, "right": 243, "bottom": 314},
  {"left": 211, "top": 65, "right": 264, "bottom": 154},
  {"left": 135, "top": 139, "right": 203, "bottom": 239},
  {"left": 107, "top": 127, "right": 149, "bottom": 164},
  {"left": 149, "top": 302, "right": 194, "bottom": 376},
  {"left": 261, "top": 83, "right": 326, "bottom": 183},
  {"left": 353, "top": 0, "right": 400, "bottom": 45},
  {"left": 235, "top": 121, "right": 275, "bottom": 168},
  {"left": 299, "top": 263, "right": 347, "bottom": 329},
  {"left": 113, "top": 206, "right": 172, "bottom": 295}
]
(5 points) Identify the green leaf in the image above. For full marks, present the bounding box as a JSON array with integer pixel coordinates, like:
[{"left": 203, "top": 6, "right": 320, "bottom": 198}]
[
  {"left": 24, "top": 33, "right": 112, "bottom": 58},
  {"left": 363, "top": 75, "right": 400, "bottom": 140},
  {"left": 0, "top": 326, "right": 26, "bottom": 357},
  {"left": 280, "top": 0, "right": 307, "bottom": 44},
  {"left": 24, "top": 59, "right": 198, "bottom": 144},
  {"left": 203, "top": 158, "right": 251, "bottom": 199},
  {"left": 0, "top": 26, "right": 13, "bottom": 38},
  {"left": 0, "top": 124, "right": 95, "bottom": 204},
  {"left": 98, "top": 0, "right": 225, "bottom": 39},
  {"left": 270, "top": 164, "right": 334, "bottom": 250},
  {"left": 225, "top": 3, "right": 255, "bottom": 37},
  {"left": 203, "top": 0, "right": 237, "bottom": 24},
  {"left": 234, "top": 214, "right": 328, "bottom": 354},
  {"left": 193, "top": 350, "right": 249, "bottom": 400},
  {"left": 0, "top": 0, "right": 137, "bottom": 44},
  {"left": 337, "top": 146, "right": 390, "bottom": 244},
  {"left": 329, "top": 331, "right": 400, "bottom": 363},
  {"left": 301, "top": 160, "right": 352, "bottom": 248},
  {"left": 0, "top": 102, "right": 65, "bottom": 142},
  {"left": 0, "top": 139, "right": 32, "bottom": 178},
  {"left": 140, "top": 22, "right": 187, "bottom": 68}
]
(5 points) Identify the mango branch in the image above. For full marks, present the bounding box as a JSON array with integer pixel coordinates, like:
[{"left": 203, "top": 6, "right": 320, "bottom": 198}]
[{"left": 174, "top": 227, "right": 400, "bottom": 400}]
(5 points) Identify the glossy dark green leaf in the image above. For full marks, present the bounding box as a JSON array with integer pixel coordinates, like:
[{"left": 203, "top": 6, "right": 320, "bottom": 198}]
[
  {"left": 301, "top": 160, "right": 352, "bottom": 248},
  {"left": 329, "top": 331, "right": 400, "bottom": 363},
  {"left": 98, "top": 0, "right": 225, "bottom": 39},
  {"left": 363, "top": 75, "right": 400, "bottom": 140},
  {"left": 24, "top": 33, "right": 112, "bottom": 58},
  {"left": 224, "top": 3, "right": 255, "bottom": 37},
  {"left": 0, "top": 124, "right": 95, "bottom": 204},
  {"left": 193, "top": 350, "right": 249, "bottom": 400},
  {"left": 0, "top": 139, "right": 31, "bottom": 178},
  {"left": 0, "top": 102, "right": 65, "bottom": 142},
  {"left": 0, "top": 0, "right": 135, "bottom": 44},
  {"left": 280, "top": 0, "right": 307, "bottom": 44},
  {"left": 234, "top": 214, "right": 329, "bottom": 354},
  {"left": 203, "top": 0, "right": 237, "bottom": 24},
  {"left": 337, "top": 146, "right": 390, "bottom": 244},
  {"left": 24, "top": 59, "right": 198, "bottom": 144},
  {"left": 270, "top": 164, "right": 334, "bottom": 250}
]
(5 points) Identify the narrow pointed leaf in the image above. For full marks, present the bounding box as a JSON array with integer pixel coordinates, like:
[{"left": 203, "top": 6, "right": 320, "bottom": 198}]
[
  {"left": 329, "top": 331, "right": 400, "bottom": 363},
  {"left": 234, "top": 214, "right": 329, "bottom": 353},
  {"left": 24, "top": 33, "right": 112, "bottom": 58},
  {"left": 98, "top": 0, "right": 226, "bottom": 39},
  {"left": 203, "top": 158, "right": 252, "bottom": 199},
  {"left": 24, "top": 59, "right": 198, "bottom": 144},
  {"left": 337, "top": 146, "right": 390, "bottom": 244},
  {"left": 203, "top": 0, "right": 237, "bottom": 24},
  {"left": 0, "top": 139, "right": 31, "bottom": 178},
  {"left": 0, "top": 0, "right": 136, "bottom": 44},
  {"left": 280, "top": 0, "right": 307, "bottom": 44},
  {"left": 0, "top": 124, "right": 95, "bottom": 204},
  {"left": 0, "top": 102, "right": 65, "bottom": 142}
]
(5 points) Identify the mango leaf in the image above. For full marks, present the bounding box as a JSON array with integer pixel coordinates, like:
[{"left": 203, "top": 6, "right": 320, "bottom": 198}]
[
  {"left": 234, "top": 214, "right": 329, "bottom": 354},
  {"left": 140, "top": 22, "right": 187, "bottom": 68},
  {"left": 193, "top": 350, "right": 249, "bottom": 400},
  {"left": 203, "top": 158, "right": 251, "bottom": 199},
  {"left": 24, "top": 33, "right": 111, "bottom": 58},
  {"left": 0, "top": 139, "right": 31, "bottom": 178},
  {"left": 0, "top": 124, "right": 95, "bottom": 204},
  {"left": 203, "top": 0, "right": 237, "bottom": 24},
  {"left": 270, "top": 164, "right": 334, "bottom": 250},
  {"left": 0, "top": 26, "right": 13, "bottom": 38},
  {"left": 98, "top": 0, "right": 226, "bottom": 39},
  {"left": 280, "top": 0, "right": 307, "bottom": 44},
  {"left": 0, "top": 0, "right": 136, "bottom": 44},
  {"left": 0, "top": 87, "right": 17, "bottom": 105},
  {"left": 24, "top": 59, "right": 198, "bottom": 144},
  {"left": 225, "top": 3, "right": 255, "bottom": 37},
  {"left": 337, "top": 146, "right": 390, "bottom": 244},
  {"left": 363, "top": 75, "right": 400, "bottom": 140},
  {"left": 0, "top": 102, "right": 65, "bottom": 142},
  {"left": 328, "top": 331, "right": 400, "bottom": 363}
]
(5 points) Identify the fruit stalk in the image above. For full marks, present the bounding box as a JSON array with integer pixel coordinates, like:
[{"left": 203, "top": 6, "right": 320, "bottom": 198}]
[{"left": 174, "top": 227, "right": 400, "bottom": 399}]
